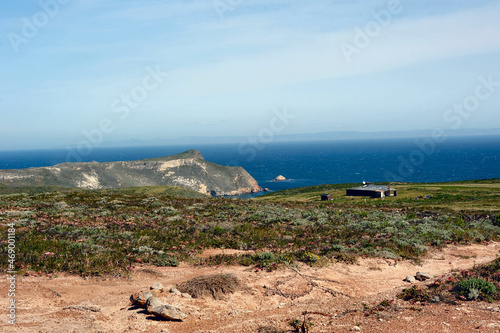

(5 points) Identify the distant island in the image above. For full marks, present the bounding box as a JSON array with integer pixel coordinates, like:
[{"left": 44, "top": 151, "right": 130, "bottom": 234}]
[
  {"left": 0, "top": 149, "right": 263, "bottom": 196},
  {"left": 83, "top": 128, "right": 500, "bottom": 149}
]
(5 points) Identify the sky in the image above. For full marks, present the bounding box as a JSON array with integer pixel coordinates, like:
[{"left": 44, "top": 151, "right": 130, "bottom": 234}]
[{"left": 1, "top": 0, "right": 500, "bottom": 150}]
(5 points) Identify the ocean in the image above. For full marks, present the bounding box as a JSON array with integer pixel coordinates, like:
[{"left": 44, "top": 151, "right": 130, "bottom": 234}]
[{"left": 1, "top": 135, "right": 499, "bottom": 195}]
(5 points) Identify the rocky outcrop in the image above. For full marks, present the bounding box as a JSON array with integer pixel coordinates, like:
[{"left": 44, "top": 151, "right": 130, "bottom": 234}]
[
  {"left": 130, "top": 284, "right": 188, "bottom": 322},
  {"left": 415, "top": 272, "right": 433, "bottom": 281},
  {"left": 272, "top": 175, "right": 287, "bottom": 181},
  {"left": 0, "top": 150, "right": 263, "bottom": 196},
  {"left": 130, "top": 291, "right": 157, "bottom": 307},
  {"left": 149, "top": 303, "right": 187, "bottom": 321},
  {"left": 403, "top": 275, "right": 416, "bottom": 283}
]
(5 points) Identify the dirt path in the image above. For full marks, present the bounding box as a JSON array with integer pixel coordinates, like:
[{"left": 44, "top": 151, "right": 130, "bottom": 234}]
[{"left": 2, "top": 243, "right": 500, "bottom": 332}]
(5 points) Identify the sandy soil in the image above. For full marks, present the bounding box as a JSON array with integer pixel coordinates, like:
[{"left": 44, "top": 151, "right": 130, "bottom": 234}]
[{"left": 2, "top": 243, "right": 500, "bottom": 333}]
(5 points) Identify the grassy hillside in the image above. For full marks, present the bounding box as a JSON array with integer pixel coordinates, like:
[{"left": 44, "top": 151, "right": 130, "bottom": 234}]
[
  {"left": 100, "top": 185, "right": 207, "bottom": 198},
  {"left": 259, "top": 179, "right": 500, "bottom": 212},
  {"left": 0, "top": 180, "right": 498, "bottom": 276}
]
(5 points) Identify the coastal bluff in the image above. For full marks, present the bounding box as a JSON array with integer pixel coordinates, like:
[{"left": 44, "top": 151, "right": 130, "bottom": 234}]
[{"left": 0, "top": 149, "right": 263, "bottom": 196}]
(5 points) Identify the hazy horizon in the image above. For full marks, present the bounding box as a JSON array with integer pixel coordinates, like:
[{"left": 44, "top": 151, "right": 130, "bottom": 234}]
[
  {"left": 2, "top": 0, "right": 500, "bottom": 151},
  {"left": 0, "top": 127, "right": 499, "bottom": 152}
]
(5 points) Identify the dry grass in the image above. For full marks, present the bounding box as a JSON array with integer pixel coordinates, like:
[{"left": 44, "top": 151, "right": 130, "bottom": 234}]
[{"left": 177, "top": 273, "right": 242, "bottom": 300}]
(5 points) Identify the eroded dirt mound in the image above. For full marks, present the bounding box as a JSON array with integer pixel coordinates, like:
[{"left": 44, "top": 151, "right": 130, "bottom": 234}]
[{"left": 177, "top": 273, "right": 242, "bottom": 300}]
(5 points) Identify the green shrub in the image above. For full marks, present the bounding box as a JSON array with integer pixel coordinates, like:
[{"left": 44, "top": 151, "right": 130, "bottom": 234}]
[
  {"left": 330, "top": 244, "right": 348, "bottom": 253},
  {"left": 153, "top": 254, "right": 179, "bottom": 267},
  {"left": 213, "top": 226, "right": 226, "bottom": 235},
  {"left": 493, "top": 214, "right": 500, "bottom": 227},
  {"left": 334, "top": 252, "right": 357, "bottom": 264},
  {"left": 398, "top": 286, "right": 431, "bottom": 303},
  {"left": 453, "top": 278, "right": 496, "bottom": 300},
  {"left": 258, "top": 251, "right": 274, "bottom": 262},
  {"left": 303, "top": 252, "right": 320, "bottom": 263},
  {"left": 406, "top": 213, "right": 416, "bottom": 219},
  {"left": 288, "top": 318, "right": 313, "bottom": 332}
]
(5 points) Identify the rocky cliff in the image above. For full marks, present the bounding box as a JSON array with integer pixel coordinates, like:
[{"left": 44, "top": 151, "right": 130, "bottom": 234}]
[{"left": 0, "top": 150, "right": 263, "bottom": 196}]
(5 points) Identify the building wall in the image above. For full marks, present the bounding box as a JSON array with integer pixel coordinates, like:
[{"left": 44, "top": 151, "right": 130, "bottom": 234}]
[{"left": 346, "top": 189, "right": 378, "bottom": 197}]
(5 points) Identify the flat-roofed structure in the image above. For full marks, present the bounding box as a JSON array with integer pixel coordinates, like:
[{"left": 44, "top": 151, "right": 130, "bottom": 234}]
[
  {"left": 346, "top": 184, "right": 397, "bottom": 198},
  {"left": 320, "top": 193, "right": 333, "bottom": 201}
]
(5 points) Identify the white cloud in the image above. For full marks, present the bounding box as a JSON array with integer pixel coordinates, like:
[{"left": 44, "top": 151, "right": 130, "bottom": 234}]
[{"left": 154, "top": 2, "right": 500, "bottom": 102}]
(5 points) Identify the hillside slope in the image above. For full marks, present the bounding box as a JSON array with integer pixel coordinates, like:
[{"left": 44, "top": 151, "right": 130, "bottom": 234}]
[{"left": 0, "top": 149, "right": 263, "bottom": 196}]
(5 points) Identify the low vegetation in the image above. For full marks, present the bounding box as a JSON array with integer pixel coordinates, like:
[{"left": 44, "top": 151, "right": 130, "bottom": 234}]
[
  {"left": 398, "top": 257, "right": 500, "bottom": 303},
  {"left": 260, "top": 179, "right": 500, "bottom": 212},
  {"left": 0, "top": 180, "right": 499, "bottom": 277}
]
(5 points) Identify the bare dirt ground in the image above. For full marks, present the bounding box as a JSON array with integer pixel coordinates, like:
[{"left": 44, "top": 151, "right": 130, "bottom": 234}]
[{"left": 2, "top": 243, "right": 500, "bottom": 333}]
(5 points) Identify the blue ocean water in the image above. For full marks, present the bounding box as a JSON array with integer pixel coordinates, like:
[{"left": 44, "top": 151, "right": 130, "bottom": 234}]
[{"left": 0, "top": 135, "right": 499, "bottom": 194}]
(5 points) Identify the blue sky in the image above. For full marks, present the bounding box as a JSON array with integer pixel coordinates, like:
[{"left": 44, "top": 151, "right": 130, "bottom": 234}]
[{"left": 1, "top": 0, "right": 500, "bottom": 150}]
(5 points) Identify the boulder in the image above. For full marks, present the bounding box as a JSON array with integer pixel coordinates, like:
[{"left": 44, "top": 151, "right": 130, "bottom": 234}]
[
  {"left": 150, "top": 304, "right": 187, "bottom": 321},
  {"left": 415, "top": 272, "right": 433, "bottom": 281},
  {"left": 150, "top": 282, "right": 164, "bottom": 292},
  {"left": 130, "top": 291, "right": 154, "bottom": 307},
  {"left": 170, "top": 287, "right": 182, "bottom": 296},
  {"left": 403, "top": 275, "right": 416, "bottom": 283},
  {"left": 145, "top": 296, "right": 164, "bottom": 314}
]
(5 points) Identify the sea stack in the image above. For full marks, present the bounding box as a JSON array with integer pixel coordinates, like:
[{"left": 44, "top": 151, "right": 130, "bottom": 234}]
[{"left": 273, "top": 175, "right": 287, "bottom": 181}]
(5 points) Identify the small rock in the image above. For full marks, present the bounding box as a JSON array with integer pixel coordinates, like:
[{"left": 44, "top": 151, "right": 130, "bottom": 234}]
[
  {"left": 150, "top": 304, "right": 187, "bottom": 321},
  {"left": 415, "top": 272, "right": 433, "bottom": 281},
  {"left": 403, "top": 275, "right": 416, "bottom": 283},
  {"left": 146, "top": 296, "right": 164, "bottom": 314},
  {"left": 431, "top": 296, "right": 440, "bottom": 303},
  {"left": 150, "top": 282, "right": 164, "bottom": 291},
  {"left": 273, "top": 175, "right": 287, "bottom": 181},
  {"left": 169, "top": 287, "right": 182, "bottom": 296},
  {"left": 130, "top": 291, "right": 153, "bottom": 307},
  {"left": 181, "top": 293, "right": 192, "bottom": 299},
  {"left": 351, "top": 326, "right": 361, "bottom": 332}
]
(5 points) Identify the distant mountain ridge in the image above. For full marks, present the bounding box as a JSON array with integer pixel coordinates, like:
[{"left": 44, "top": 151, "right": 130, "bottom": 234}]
[
  {"left": 96, "top": 128, "right": 500, "bottom": 148},
  {"left": 0, "top": 150, "right": 263, "bottom": 196}
]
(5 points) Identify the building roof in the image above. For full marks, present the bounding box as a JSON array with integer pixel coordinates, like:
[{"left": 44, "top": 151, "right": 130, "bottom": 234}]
[{"left": 347, "top": 185, "right": 395, "bottom": 191}]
